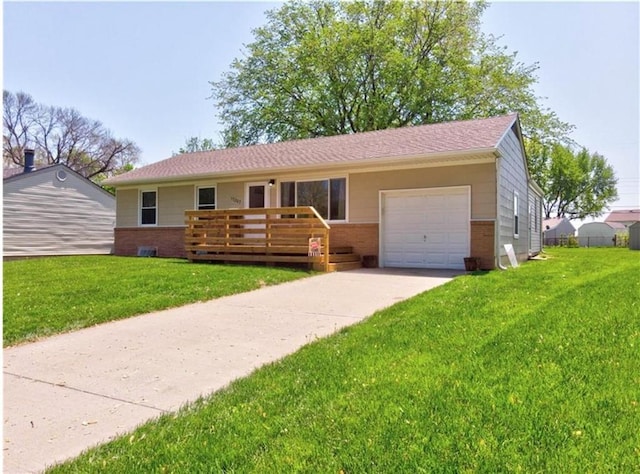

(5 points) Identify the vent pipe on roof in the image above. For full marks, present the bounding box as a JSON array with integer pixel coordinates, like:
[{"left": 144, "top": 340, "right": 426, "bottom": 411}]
[{"left": 24, "top": 149, "right": 36, "bottom": 173}]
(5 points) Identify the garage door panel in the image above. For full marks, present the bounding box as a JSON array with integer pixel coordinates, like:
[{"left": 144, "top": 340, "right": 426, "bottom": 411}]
[
  {"left": 382, "top": 187, "right": 469, "bottom": 270},
  {"left": 425, "top": 254, "right": 447, "bottom": 267},
  {"left": 426, "top": 233, "right": 446, "bottom": 245},
  {"left": 426, "top": 214, "right": 446, "bottom": 227},
  {"left": 448, "top": 233, "right": 467, "bottom": 245}
]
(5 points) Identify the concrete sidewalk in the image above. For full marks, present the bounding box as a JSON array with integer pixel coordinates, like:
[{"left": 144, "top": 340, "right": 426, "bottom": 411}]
[{"left": 3, "top": 268, "right": 458, "bottom": 473}]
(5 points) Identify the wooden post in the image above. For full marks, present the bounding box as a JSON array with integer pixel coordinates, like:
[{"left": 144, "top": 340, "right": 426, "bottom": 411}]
[
  {"left": 324, "top": 229, "right": 330, "bottom": 273},
  {"left": 224, "top": 214, "right": 230, "bottom": 250}
]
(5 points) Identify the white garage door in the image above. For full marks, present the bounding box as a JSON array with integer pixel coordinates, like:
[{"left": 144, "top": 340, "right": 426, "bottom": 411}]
[{"left": 381, "top": 186, "right": 470, "bottom": 270}]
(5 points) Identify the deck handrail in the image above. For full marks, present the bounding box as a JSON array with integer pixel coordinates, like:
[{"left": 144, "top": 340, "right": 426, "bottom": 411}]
[{"left": 184, "top": 206, "right": 331, "bottom": 272}]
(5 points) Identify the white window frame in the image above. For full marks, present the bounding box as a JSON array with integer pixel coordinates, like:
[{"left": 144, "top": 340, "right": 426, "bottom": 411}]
[
  {"left": 278, "top": 177, "right": 347, "bottom": 222},
  {"left": 196, "top": 186, "right": 217, "bottom": 210},
  {"left": 513, "top": 191, "right": 520, "bottom": 238},
  {"left": 140, "top": 189, "right": 158, "bottom": 226}
]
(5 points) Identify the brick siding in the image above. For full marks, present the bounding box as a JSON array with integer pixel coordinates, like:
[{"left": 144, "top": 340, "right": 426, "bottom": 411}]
[
  {"left": 328, "top": 223, "right": 379, "bottom": 259},
  {"left": 114, "top": 227, "right": 186, "bottom": 258},
  {"left": 115, "top": 221, "right": 494, "bottom": 269},
  {"left": 470, "top": 220, "right": 496, "bottom": 270}
]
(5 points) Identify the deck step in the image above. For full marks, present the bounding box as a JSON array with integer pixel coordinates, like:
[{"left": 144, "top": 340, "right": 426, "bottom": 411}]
[
  {"left": 329, "top": 253, "right": 361, "bottom": 263},
  {"left": 328, "top": 261, "right": 362, "bottom": 272},
  {"left": 331, "top": 246, "right": 354, "bottom": 254}
]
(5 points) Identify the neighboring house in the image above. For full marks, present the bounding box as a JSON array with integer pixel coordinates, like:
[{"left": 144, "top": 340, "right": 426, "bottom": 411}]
[
  {"left": 577, "top": 222, "right": 626, "bottom": 247},
  {"left": 3, "top": 151, "right": 116, "bottom": 258},
  {"left": 542, "top": 217, "right": 576, "bottom": 245},
  {"left": 105, "top": 114, "right": 543, "bottom": 270},
  {"left": 605, "top": 209, "right": 640, "bottom": 228}
]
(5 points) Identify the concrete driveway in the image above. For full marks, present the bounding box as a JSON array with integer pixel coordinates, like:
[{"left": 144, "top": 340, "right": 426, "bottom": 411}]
[{"left": 3, "top": 268, "right": 458, "bottom": 473}]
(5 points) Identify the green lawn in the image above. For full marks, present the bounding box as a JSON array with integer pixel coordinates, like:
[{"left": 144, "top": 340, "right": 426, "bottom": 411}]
[
  {"left": 48, "top": 248, "right": 640, "bottom": 473},
  {"left": 3, "top": 256, "right": 310, "bottom": 347}
]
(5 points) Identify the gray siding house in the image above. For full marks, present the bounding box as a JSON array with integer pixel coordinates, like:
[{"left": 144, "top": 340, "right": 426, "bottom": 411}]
[
  {"left": 3, "top": 158, "right": 116, "bottom": 258},
  {"left": 105, "top": 114, "right": 542, "bottom": 270}
]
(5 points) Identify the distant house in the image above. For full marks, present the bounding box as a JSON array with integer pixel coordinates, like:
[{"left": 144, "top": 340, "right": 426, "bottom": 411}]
[
  {"left": 104, "top": 114, "right": 543, "bottom": 270},
  {"left": 3, "top": 150, "right": 116, "bottom": 258},
  {"left": 542, "top": 217, "right": 576, "bottom": 245},
  {"left": 605, "top": 209, "right": 640, "bottom": 228},
  {"left": 577, "top": 222, "right": 626, "bottom": 247}
]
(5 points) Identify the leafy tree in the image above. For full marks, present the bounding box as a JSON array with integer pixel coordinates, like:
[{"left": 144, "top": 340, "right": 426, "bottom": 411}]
[
  {"left": 210, "top": 0, "right": 572, "bottom": 148},
  {"left": 3, "top": 90, "right": 139, "bottom": 180},
  {"left": 530, "top": 143, "right": 618, "bottom": 219},
  {"left": 176, "top": 136, "right": 217, "bottom": 154},
  {"left": 210, "top": 0, "right": 618, "bottom": 218}
]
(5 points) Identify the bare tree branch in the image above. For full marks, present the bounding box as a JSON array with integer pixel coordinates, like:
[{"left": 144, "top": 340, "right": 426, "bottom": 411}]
[{"left": 3, "top": 90, "right": 139, "bottom": 182}]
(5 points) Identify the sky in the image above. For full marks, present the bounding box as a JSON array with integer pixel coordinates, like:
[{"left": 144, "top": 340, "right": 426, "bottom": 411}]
[{"left": 2, "top": 1, "right": 639, "bottom": 214}]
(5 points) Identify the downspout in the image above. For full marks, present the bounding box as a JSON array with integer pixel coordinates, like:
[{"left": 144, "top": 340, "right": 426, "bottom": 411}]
[{"left": 495, "top": 156, "right": 508, "bottom": 270}]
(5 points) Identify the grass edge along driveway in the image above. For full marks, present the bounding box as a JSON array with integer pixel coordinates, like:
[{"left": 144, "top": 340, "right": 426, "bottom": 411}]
[
  {"left": 47, "top": 248, "right": 640, "bottom": 473},
  {"left": 3, "top": 256, "right": 311, "bottom": 347}
]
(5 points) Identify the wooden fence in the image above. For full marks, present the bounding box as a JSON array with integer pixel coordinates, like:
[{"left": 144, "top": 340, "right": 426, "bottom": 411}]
[{"left": 185, "top": 207, "right": 331, "bottom": 271}]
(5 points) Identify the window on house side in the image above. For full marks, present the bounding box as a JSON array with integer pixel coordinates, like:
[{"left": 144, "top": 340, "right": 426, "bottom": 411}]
[
  {"left": 141, "top": 190, "right": 157, "bottom": 225},
  {"left": 198, "top": 187, "right": 216, "bottom": 210}
]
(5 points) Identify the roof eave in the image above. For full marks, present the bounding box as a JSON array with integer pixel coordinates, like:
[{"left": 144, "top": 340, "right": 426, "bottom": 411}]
[{"left": 105, "top": 147, "right": 500, "bottom": 187}]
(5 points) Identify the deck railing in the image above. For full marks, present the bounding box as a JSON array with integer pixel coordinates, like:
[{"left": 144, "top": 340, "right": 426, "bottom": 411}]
[{"left": 184, "top": 206, "right": 331, "bottom": 272}]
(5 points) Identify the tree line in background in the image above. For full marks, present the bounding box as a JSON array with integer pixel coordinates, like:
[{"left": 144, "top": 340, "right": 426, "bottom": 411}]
[
  {"left": 205, "top": 0, "right": 617, "bottom": 219},
  {"left": 5, "top": 0, "right": 616, "bottom": 219},
  {"left": 3, "top": 90, "right": 139, "bottom": 184}
]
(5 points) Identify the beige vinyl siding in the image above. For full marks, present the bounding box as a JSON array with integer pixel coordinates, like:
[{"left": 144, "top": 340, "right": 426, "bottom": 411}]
[
  {"left": 114, "top": 162, "right": 496, "bottom": 228},
  {"left": 217, "top": 182, "right": 245, "bottom": 209},
  {"left": 3, "top": 166, "right": 116, "bottom": 257},
  {"left": 349, "top": 162, "right": 496, "bottom": 223},
  {"left": 158, "top": 185, "right": 194, "bottom": 226},
  {"left": 497, "top": 125, "right": 530, "bottom": 263},
  {"left": 115, "top": 181, "right": 273, "bottom": 228},
  {"left": 116, "top": 189, "right": 139, "bottom": 227}
]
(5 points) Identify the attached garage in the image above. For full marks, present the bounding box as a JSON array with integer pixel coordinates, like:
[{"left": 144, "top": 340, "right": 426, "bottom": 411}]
[{"left": 380, "top": 186, "right": 470, "bottom": 270}]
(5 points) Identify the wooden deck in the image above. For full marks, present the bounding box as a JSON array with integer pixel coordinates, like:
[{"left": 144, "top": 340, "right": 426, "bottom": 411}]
[{"left": 185, "top": 207, "right": 360, "bottom": 272}]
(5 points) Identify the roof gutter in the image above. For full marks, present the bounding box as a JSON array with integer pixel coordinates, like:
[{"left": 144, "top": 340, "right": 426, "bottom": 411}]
[{"left": 104, "top": 147, "right": 500, "bottom": 187}]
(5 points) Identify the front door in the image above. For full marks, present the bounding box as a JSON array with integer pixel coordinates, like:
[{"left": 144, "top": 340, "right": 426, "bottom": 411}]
[
  {"left": 245, "top": 183, "right": 270, "bottom": 240},
  {"left": 247, "top": 183, "right": 269, "bottom": 209}
]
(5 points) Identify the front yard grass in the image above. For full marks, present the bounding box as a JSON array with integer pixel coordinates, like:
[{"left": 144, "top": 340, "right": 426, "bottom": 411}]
[
  {"left": 3, "top": 256, "right": 310, "bottom": 347},
  {"left": 48, "top": 248, "right": 640, "bottom": 472}
]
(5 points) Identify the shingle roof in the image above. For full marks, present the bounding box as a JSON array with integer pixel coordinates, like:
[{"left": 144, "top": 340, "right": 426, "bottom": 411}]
[
  {"left": 106, "top": 114, "right": 518, "bottom": 185},
  {"left": 3, "top": 164, "right": 58, "bottom": 182},
  {"left": 605, "top": 209, "right": 640, "bottom": 224},
  {"left": 543, "top": 217, "right": 568, "bottom": 231},
  {"left": 3, "top": 168, "right": 24, "bottom": 179},
  {"left": 607, "top": 221, "right": 627, "bottom": 230}
]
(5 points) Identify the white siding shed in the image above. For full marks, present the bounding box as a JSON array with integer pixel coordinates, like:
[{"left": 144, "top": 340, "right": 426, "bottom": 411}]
[{"left": 577, "top": 222, "right": 623, "bottom": 247}]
